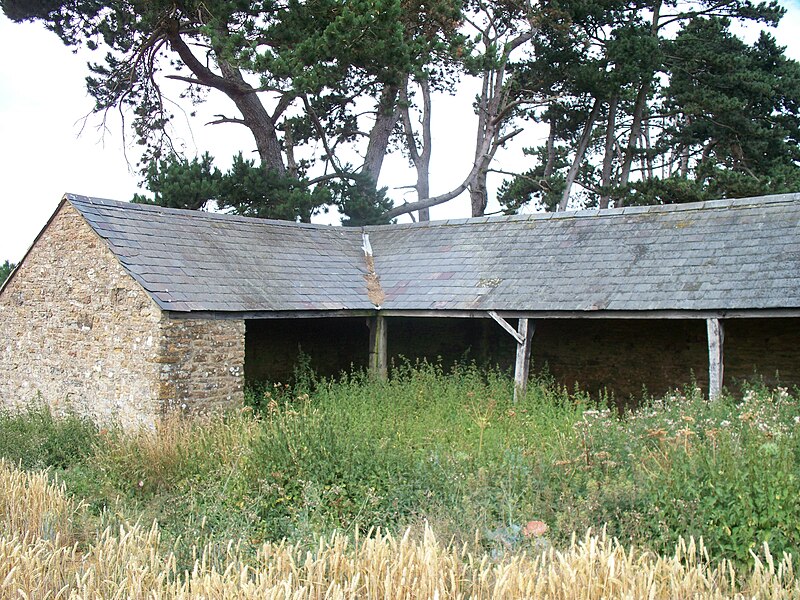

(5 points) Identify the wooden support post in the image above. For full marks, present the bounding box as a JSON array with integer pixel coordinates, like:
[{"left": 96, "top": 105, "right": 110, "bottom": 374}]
[
  {"left": 513, "top": 318, "right": 535, "bottom": 403},
  {"left": 368, "top": 315, "right": 388, "bottom": 380},
  {"left": 706, "top": 318, "right": 724, "bottom": 399}
]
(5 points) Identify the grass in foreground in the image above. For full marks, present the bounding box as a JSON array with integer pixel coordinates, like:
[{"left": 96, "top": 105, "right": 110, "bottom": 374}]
[
  {"left": 2, "top": 460, "right": 798, "bottom": 599},
  {"left": 1, "top": 363, "right": 799, "bottom": 573}
]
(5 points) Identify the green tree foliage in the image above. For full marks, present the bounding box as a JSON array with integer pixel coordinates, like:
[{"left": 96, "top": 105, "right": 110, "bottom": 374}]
[
  {"left": 4, "top": 0, "right": 798, "bottom": 218},
  {"left": 330, "top": 172, "right": 393, "bottom": 227},
  {"left": 499, "top": 0, "right": 796, "bottom": 212},
  {"left": 131, "top": 153, "right": 392, "bottom": 225},
  {"left": 132, "top": 153, "right": 333, "bottom": 222},
  {"left": 1, "top": 0, "right": 462, "bottom": 223},
  {"left": 132, "top": 153, "right": 223, "bottom": 212},
  {"left": 0, "top": 261, "right": 15, "bottom": 286},
  {"left": 640, "top": 19, "right": 800, "bottom": 203},
  {"left": 219, "top": 155, "right": 333, "bottom": 222}
]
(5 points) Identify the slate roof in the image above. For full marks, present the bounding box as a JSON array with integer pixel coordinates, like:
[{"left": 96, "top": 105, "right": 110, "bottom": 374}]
[
  {"left": 68, "top": 195, "right": 372, "bottom": 312},
  {"left": 366, "top": 194, "right": 800, "bottom": 313},
  {"left": 64, "top": 192, "right": 800, "bottom": 315}
]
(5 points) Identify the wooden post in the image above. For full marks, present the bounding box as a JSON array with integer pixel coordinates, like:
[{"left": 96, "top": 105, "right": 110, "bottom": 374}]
[
  {"left": 514, "top": 318, "right": 535, "bottom": 403},
  {"left": 368, "top": 315, "right": 388, "bottom": 380},
  {"left": 706, "top": 318, "right": 724, "bottom": 399}
]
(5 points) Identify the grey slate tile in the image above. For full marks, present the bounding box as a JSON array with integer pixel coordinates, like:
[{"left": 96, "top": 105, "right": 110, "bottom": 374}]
[{"left": 68, "top": 194, "right": 800, "bottom": 315}]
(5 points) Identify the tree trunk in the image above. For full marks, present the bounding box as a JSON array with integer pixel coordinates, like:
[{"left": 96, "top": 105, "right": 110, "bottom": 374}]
[
  {"left": 599, "top": 96, "right": 618, "bottom": 209},
  {"left": 417, "top": 179, "right": 431, "bottom": 221},
  {"left": 644, "top": 114, "right": 654, "bottom": 180},
  {"left": 416, "top": 79, "right": 432, "bottom": 222},
  {"left": 469, "top": 55, "right": 500, "bottom": 218},
  {"left": 543, "top": 115, "right": 557, "bottom": 178},
  {"left": 471, "top": 63, "right": 492, "bottom": 217},
  {"left": 617, "top": 81, "right": 649, "bottom": 204},
  {"left": 400, "top": 78, "right": 433, "bottom": 221},
  {"left": 616, "top": 0, "right": 661, "bottom": 207},
  {"left": 382, "top": 19, "right": 532, "bottom": 221},
  {"left": 363, "top": 84, "right": 401, "bottom": 182},
  {"left": 285, "top": 127, "right": 298, "bottom": 179},
  {"left": 169, "top": 32, "right": 285, "bottom": 173},
  {"left": 679, "top": 146, "right": 689, "bottom": 178},
  {"left": 216, "top": 57, "right": 285, "bottom": 173},
  {"left": 559, "top": 97, "right": 601, "bottom": 211},
  {"left": 470, "top": 168, "right": 489, "bottom": 216}
]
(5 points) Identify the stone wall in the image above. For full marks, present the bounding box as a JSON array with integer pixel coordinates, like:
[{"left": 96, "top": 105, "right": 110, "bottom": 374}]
[
  {"left": 0, "top": 202, "right": 246, "bottom": 427},
  {"left": 0, "top": 203, "right": 164, "bottom": 427},
  {"left": 159, "top": 316, "right": 245, "bottom": 414}
]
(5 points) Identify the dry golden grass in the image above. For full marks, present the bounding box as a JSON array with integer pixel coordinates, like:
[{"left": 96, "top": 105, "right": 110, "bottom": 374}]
[
  {"left": 0, "top": 458, "right": 82, "bottom": 541},
  {"left": 1, "top": 460, "right": 798, "bottom": 599}
]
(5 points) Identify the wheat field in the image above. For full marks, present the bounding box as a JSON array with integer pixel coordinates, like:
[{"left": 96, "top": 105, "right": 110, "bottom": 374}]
[{"left": 1, "top": 460, "right": 798, "bottom": 599}]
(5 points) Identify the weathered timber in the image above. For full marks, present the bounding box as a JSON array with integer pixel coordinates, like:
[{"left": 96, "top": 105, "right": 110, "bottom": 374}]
[
  {"left": 488, "top": 310, "right": 524, "bottom": 344},
  {"left": 488, "top": 311, "right": 537, "bottom": 401},
  {"left": 369, "top": 309, "right": 800, "bottom": 320},
  {"left": 368, "top": 315, "right": 388, "bottom": 380},
  {"left": 514, "top": 318, "right": 535, "bottom": 403},
  {"left": 707, "top": 318, "right": 724, "bottom": 399}
]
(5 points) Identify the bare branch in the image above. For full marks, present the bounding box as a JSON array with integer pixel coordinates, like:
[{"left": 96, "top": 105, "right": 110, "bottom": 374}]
[
  {"left": 399, "top": 81, "right": 420, "bottom": 164},
  {"left": 381, "top": 154, "right": 492, "bottom": 220},
  {"left": 494, "top": 127, "right": 523, "bottom": 148},
  {"left": 271, "top": 93, "right": 295, "bottom": 122},
  {"left": 166, "top": 74, "right": 208, "bottom": 86},
  {"left": 207, "top": 115, "right": 246, "bottom": 126},
  {"left": 301, "top": 94, "right": 346, "bottom": 176},
  {"left": 168, "top": 32, "right": 251, "bottom": 96},
  {"left": 306, "top": 172, "right": 359, "bottom": 185}
]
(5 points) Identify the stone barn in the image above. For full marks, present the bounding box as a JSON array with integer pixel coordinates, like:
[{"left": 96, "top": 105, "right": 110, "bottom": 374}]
[{"left": 1, "top": 193, "right": 799, "bottom": 427}]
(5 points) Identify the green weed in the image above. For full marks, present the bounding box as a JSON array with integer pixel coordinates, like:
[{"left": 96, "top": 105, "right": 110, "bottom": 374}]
[
  {"left": 1, "top": 365, "right": 798, "bottom": 570},
  {"left": 0, "top": 403, "right": 97, "bottom": 470}
]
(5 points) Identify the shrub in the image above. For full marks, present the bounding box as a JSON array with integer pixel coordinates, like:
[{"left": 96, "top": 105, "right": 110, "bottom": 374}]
[
  {"left": 560, "top": 385, "right": 800, "bottom": 565},
  {"left": 0, "top": 403, "right": 98, "bottom": 470}
]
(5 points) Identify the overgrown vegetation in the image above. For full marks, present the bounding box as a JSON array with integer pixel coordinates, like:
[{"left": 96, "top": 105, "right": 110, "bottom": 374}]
[
  {"left": 3, "top": 461, "right": 799, "bottom": 598},
  {"left": 1, "top": 364, "right": 799, "bottom": 576}
]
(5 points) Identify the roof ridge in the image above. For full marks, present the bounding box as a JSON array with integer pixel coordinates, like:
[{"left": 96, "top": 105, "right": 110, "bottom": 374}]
[
  {"left": 64, "top": 193, "right": 349, "bottom": 232},
  {"left": 364, "top": 192, "right": 800, "bottom": 231},
  {"left": 66, "top": 191, "right": 800, "bottom": 233}
]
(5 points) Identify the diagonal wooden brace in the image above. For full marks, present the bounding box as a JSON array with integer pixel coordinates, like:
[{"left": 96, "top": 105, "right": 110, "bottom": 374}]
[{"left": 488, "top": 311, "right": 535, "bottom": 402}]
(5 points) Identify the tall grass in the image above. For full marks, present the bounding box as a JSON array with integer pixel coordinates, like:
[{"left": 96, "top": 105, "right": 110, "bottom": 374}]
[
  {"left": 1, "top": 363, "right": 799, "bottom": 572},
  {"left": 2, "top": 460, "right": 799, "bottom": 599}
]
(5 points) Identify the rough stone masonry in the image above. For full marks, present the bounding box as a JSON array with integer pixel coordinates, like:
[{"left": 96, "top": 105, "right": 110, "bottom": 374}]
[{"left": 0, "top": 203, "right": 244, "bottom": 428}]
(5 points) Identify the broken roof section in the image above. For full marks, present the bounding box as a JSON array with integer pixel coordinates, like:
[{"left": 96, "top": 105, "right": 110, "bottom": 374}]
[{"left": 67, "top": 192, "right": 800, "bottom": 316}]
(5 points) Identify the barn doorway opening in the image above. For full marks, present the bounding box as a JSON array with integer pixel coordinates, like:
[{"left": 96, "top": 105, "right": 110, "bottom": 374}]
[{"left": 244, "top": 317, "right": 370, "bottom": 385}]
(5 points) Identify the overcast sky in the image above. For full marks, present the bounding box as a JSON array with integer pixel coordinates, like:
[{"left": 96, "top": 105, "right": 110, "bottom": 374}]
[{"left": 1, "top": 5, "right": 799, "bottom": 264}]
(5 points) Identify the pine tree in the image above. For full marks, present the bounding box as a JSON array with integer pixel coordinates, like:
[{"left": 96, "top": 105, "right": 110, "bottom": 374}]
[{"left": 0, "top": 261, "right": 15, "bottom": 286}]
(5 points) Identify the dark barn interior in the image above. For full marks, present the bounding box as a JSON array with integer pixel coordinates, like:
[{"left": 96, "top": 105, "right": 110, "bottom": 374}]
[{"left": 244, "top": 316, "right": 800, "bottom": 399}]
